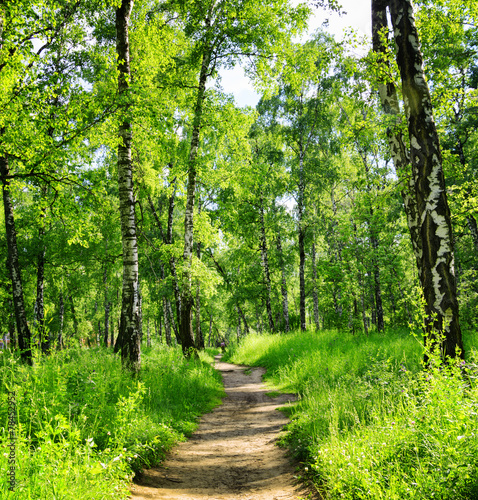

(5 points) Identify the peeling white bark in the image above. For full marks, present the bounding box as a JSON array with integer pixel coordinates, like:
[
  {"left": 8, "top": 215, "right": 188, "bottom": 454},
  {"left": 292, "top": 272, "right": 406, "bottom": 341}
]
[
  {"left": 389, "top": 0, "right": 464, "bottom": 359},
  {"left": 115, "top": 0, "right": 141, "bottom": 373}
]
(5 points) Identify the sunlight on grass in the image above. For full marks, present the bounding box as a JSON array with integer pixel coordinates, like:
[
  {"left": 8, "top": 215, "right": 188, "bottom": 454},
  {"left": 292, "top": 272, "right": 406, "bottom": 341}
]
[
  {"left": 226, "top": 328, "right": 478, "bottom": 499},
  {"left": 0, "top": 343, "right": 224, "bottom": 499}
]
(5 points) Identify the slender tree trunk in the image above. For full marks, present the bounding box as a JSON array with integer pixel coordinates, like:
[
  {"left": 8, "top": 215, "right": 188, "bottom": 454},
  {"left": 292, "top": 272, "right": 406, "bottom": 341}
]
[
  {"left": 195, "top": 205, "right": 204, "bottom": 349},
  {"left": 166, "top": 180, "right": 182, "bottom": 333},
  {"left": 110, "top": 319, "right": 115, "bottom": 348},
  {"left": 237, "top": 304, "right": 250, "bottom": 335},
  {"left": 342, "top": 104, "right": 385, "bottom": 332},
  {"left": 208, "top": 312, "right": 213, "bottom": 347},
  {"left": 57, "top": 292, "right": 64, "bottom": 350},
  {"left": 180, "top": 43, "right": 211, "bottom": 357},
  {"left": 276, "top": 230, "right": 290, "bottom": 332},
  {"left": 146, "top": 318, "right": 151, "bottom": 348},
  {"left": 35, "top": 187, "right": 48, "bottom": 353},
  {"left": 1, "top": 155, "right": 32, "bottom": 364},
  {"left": 103, "top": 265, "right": 110, "bottom": 347},
  {"left": 156, "top": 317, "right": 162, "bottom": 343},
  {"left": 311, "top": 241, "right": 320, "bottom": 330},
  {"left": 236, "top": 305, "right": 242, "bottom": 341},
  {"left": 162, "top": 298, "right": 172, "bottom": 346},
  {"left": 298, "top": 153, "right": 307, "bottom": 332},
  {"left": 114, "top": 0, "right": 141, "bottom": 373},
  {"left": 371, "top": 232, "right": 384, "bottom": 331},
  {"left": 259, "top": 197, "right": 275, "bottom": 332},
  {"left": 35, "top": 225, "right": 46, "bottom": 351},
  {"left": 467, "top": 215, "right": 478, "bottom": 254},
  {"left": 388, "top": 0, "right": 464, "bottom": 359}
]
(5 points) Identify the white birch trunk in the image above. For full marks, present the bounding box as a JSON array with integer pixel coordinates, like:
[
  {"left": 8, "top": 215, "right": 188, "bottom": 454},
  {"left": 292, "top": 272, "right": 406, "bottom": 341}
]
[{"left": 115, "top": 0, "right": 141, "bottom": 373}]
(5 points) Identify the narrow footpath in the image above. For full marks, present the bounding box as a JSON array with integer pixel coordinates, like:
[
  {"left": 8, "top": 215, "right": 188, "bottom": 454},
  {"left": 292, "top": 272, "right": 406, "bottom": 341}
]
[{"left": 129, "top": 355, "right": 313, "bottom": 500}]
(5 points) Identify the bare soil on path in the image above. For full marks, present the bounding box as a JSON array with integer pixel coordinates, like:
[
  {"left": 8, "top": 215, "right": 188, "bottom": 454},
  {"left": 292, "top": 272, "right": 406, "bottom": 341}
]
[{"left": 129, "top": 355, "right": 313, "bottom": 500}]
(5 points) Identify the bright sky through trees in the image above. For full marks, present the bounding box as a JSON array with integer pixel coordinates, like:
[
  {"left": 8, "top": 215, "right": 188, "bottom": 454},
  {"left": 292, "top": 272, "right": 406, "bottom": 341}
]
[{"left": 219, "top": 0, "right": 372, "bottom": 107}]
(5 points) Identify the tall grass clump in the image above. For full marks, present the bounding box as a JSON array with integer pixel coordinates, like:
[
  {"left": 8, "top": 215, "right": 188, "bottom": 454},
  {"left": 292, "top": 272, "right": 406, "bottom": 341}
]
[
  {"left": 227, "top": 329, "right": 478, "bottom": 499},
  {"left": 0, "top": 343, "right": 224, "bottom": 499}
]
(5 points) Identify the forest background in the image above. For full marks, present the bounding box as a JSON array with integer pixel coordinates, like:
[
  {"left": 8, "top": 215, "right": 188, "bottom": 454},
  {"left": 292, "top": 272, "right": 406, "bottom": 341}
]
[{"left": 0, "top": 0, "right": 478, "bottom": 498}]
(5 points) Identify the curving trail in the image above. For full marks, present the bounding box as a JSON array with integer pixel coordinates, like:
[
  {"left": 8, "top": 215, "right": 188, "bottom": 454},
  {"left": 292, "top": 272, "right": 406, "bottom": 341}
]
[{"left": 129, "top": 355, "right": 312, "bottom": 500}]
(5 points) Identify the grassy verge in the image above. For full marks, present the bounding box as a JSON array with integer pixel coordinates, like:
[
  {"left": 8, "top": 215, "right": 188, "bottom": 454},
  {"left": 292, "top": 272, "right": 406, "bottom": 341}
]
[
  {"left": 225, "top": 328, "right": 478, "bottom": 499},
  {"left": 0, "top": 344, "right": 224, "bottom": 499}
]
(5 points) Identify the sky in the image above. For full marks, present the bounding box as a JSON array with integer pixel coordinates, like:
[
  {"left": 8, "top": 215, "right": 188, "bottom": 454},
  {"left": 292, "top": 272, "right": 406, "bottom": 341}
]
[{"left": 218, "top": 0, "right": 372, "bottom": 107}]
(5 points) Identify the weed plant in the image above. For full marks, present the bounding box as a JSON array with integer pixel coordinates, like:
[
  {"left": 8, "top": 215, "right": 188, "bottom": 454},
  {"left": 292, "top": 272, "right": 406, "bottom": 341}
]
[
  {"left": 226, "top": 329, "right": 478, "bottom": 499},
  {"left": 0, "top": 343, "right": 224, "bottom": 499}
]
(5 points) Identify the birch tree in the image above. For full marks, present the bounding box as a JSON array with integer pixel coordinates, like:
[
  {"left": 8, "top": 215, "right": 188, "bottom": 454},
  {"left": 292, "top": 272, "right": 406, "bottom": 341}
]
[
  {"left": 372, "top": 0, "right": 465, "bottom": 358},
  {"left": 113, "top": 0, "right": 141, "bottom": 373}
]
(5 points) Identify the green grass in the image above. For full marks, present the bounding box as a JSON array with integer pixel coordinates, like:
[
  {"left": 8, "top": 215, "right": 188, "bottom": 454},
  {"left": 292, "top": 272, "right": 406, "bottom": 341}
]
[
  {"left": 225, "top": 328, "right": 478, "bottom": 499},
  {"left": 0, "top": 343, "right": 225, "bottom": 499}
]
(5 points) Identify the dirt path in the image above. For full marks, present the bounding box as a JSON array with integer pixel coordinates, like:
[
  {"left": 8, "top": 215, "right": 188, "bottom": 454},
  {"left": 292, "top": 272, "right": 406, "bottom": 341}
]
[{"left": 129, "top": 355, "right": 312, "bottom": 500}]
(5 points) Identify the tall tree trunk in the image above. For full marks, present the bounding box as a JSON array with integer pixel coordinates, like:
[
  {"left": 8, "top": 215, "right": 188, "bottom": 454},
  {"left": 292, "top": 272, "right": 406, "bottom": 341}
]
[
  {"left": 467, "top": 215, "right": 478, "bottom": 254},
  {"left": 388, "top": 0, "right": 464, "bottom": 359},
  {"left": 195, "top": 204, "right": 204, "bottom": 349},
  {"left": 311, "top": 241, "right": 320, "bottom": 331},
  {"left": 275, "top": 230, "right": 290, "bottom": 332},
  {"left": 58, "top": 292, "right": 64, "bottom": 350},
  {"left": 166, "top": 180, "right": 182, "bottom": 333},
  {"left": 146, "top": 318, "right": 151, "bottom": 348},
  {"left": 180, "top": 43, "right": 211, "bottom": 357},
  {"left": 208, "top": 312, "right": 213, "bottom": 347},
  {"left": 103, "top": 264, "right": 110, "bottom": 347},
  {"left": 372, "top": 0, "right": 422, "bottom": 272},
  {"left": 298, "top": 153, "right": 307, "bottom": 332},
  {"left": 1, "top": 155, "right": 32, "bottom": 364},
  {"left": 259, "top": 196, "right": 275, "bottom": 332},
  {"left": 114, "top": 0, "right": 141, "bottom": 373},
  {"left": 162, "top": 298, "right": 172, "bottom": 346},
  {"left": 155, "top": 317, "right": 162, "bottom": 343},
  {"left": 341, "top": 105, "right": 385, "bottom": 332},
  {"left": 371, "top": 232, "right": 384, "bottom": 331},
  {"left": 35, "top": 187, "right": 48, "bottom": 354},
  {"left": 236, "top": 305, "right": 242, "bottom": 341}
]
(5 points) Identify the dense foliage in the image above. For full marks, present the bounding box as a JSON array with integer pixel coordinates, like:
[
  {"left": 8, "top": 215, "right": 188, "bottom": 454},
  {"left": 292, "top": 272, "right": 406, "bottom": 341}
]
[
  {"left": 0, "top": 345, "right": 223, "bottom": 498},
  {"left": 1, "top": 0, "right": 478, "bottom": 497}
]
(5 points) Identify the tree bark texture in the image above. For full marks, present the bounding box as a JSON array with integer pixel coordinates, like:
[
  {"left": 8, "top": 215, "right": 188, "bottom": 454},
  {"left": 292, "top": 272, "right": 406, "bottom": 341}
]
[
  {"left": 388, "top": 0, "right": 464, "bottom": 358},
  {"left": 276, "top": 231, "right": 290, "bottom": 332},
  {"left": 298, "top": 155, "right": 307, "bottom": 332},
  {"left": 311, "top": 241, "right": 320, "bottom": 331},
  {"left": 195, "top": 203, "right": 204, "bottom": 349},
  {"left": 372, "top": 0, "right": 422, "bottom": 272},
  {"left": 180, "top": 44, "right": 211, "bottom": 356},
  {"left": 259, "top": 197, "right": 275, "bottom": 332},
  {"left": 371, "top": 232, "right": 384, "bottom": 331},
  {"left": 103, "top": 265, "right": 110, "bottom": 346},
  {"left": 58, "top": 292, "right": 64, "bottom": 350},
  {"left": 115, "top": 0, "right": 141, "bottom": 373},
  {"left": 237, "top": 304, "right": 250, "bottom": 335},
  {"left": 1, "top": 155, "right": 32, "bottom": 364},
  {"left": 35, "top": 191, "right": 48, "bottom": 353}
]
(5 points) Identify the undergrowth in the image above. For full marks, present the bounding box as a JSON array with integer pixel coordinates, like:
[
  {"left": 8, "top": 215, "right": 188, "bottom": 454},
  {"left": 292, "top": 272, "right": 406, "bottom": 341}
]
[
  {"left": 0, "top": 344, "right": 224, "bottom": 499},
  {"left": 225, "top": 329, "right": 478, "bottom": 499}
]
